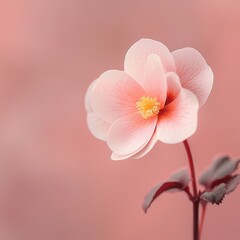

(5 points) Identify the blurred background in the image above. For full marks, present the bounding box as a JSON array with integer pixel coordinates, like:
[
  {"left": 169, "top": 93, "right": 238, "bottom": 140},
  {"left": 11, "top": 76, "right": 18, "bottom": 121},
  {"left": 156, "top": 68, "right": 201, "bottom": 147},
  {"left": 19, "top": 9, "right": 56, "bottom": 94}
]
[{"left": 0, "top": 0, "right": 240, "bottom": 239}]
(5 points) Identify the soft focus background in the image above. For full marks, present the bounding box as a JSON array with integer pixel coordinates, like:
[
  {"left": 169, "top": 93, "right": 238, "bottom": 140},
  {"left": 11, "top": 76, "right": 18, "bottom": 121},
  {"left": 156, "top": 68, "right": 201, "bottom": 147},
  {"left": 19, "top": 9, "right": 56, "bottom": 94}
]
[{"left": 0, "top": 0, "right": 240, "bottom": 239}]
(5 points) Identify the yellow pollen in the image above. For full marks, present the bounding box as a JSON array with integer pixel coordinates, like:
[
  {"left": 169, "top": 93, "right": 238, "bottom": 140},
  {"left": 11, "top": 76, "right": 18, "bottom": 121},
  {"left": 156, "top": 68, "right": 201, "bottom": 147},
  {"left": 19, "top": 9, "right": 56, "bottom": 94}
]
[{"left": 136, "top": 96, "right": 161, "bottom": 119}]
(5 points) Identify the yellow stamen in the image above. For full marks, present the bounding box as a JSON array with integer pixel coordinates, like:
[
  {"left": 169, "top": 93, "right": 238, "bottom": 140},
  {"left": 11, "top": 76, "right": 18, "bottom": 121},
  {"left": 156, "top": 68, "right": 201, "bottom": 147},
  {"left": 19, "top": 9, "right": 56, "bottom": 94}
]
[{"left": 136, "top": 96, "right": 161, "bottom": 119}]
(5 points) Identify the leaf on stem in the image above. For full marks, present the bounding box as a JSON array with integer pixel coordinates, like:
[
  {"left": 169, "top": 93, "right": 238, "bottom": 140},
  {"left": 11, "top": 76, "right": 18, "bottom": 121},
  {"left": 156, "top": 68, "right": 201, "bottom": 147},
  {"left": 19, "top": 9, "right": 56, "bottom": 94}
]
[
  {"left": 200, "top": 183, "right": 227, "bottom": 205},
  {"left": 226, "top": 174, "right": 240, "bottom": 194},
  {"left": 199, "top": 155, "right": 240, "bottom": 188},
  {"left": 200, "top": 174, "right": 240, "bottom": 205},
  {"left": 143, "top": 168, "right": 190, "bottom": 213}
]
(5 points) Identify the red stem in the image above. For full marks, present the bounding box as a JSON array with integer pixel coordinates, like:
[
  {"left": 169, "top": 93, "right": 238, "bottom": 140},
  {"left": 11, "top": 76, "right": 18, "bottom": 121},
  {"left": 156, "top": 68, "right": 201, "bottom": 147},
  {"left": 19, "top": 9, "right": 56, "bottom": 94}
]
[
  {"left": 183, "top": 140, "right": 198, "bottom": 197},
  {"left": 199, "top": 202, "right": 207, "bottom": 240},
  {"left": 183, "top": 140, "right": 199, "bottom": 240}
]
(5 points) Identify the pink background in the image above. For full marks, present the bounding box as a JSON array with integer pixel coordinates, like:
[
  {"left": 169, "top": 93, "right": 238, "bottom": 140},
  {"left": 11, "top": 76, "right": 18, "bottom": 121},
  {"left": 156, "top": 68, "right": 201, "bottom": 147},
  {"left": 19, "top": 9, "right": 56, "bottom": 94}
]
[{"left": 0, "top": 0, "right": 240, "bottom": 239}]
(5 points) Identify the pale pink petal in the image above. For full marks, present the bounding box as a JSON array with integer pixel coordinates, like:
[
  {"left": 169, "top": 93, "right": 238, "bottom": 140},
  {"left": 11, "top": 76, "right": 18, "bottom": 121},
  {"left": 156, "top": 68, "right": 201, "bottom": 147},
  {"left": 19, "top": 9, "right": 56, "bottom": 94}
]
[
  {"left": 87, "top": 112, "right": 111, "bottom": 141},
  {"left": 85, "top": 79, "right": 98, "bottom": 112},
  {"left": 157, "top": 89, "right": 199, "bottom": 144},
  {"left": 91, "top": 70, "right": 145, "bottom": 123},
  {"left": 143, "top": 54, "right": 167, "bottom": 105},
  {"left": 111, "top": 130, "right": 158, "bottom": 160},
  {"left": 111, "top": 150, "right": 140, "bottom": 160},
  {"left": 172, "top": 48, "right": 214, "bottom": 107},
  {"left": 108, "top": 112, "right": 157, "bottom": 156},
  {"left": 165, "top": 72, "right": 181, "bottom": 105},
  {"left": 133, "top": 130, "right": 158, "bottom": 159},
  {"left": 111, "top": 152, "right": 134, "bottom": 160},
  {"left": 124, "top": 39, "right": 176, "bottom": 86}
]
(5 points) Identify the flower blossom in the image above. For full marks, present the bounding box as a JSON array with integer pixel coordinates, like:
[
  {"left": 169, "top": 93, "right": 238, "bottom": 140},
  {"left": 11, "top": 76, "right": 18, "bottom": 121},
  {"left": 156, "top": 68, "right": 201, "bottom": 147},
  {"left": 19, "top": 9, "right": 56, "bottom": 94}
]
[{"left": 85, "top": 39, "right": 214, "bottom": 160}]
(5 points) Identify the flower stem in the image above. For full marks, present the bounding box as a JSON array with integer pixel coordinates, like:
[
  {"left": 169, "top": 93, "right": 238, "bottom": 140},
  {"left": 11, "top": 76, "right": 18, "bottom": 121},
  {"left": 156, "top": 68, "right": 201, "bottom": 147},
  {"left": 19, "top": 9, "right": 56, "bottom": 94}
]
[
  {"left": 199, "top": 202, "right": 207, "bottom": 240},
  {"left": 193, "top": 198, "right": 200, "bottom": 240},
  {"left": 183, "top": 140, "right": 199, "bottom": 240}
]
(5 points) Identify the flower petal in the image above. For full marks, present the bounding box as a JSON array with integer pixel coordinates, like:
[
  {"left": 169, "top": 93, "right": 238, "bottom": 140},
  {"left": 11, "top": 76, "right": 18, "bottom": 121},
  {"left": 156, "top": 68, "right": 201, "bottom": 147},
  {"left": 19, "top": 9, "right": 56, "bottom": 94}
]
[
  {"left": 172, "top": 48, "right": 214, "bottom": 107},
  {"left": 111, "top": 130, "right": 158, "bottom": 160},
  {"left": 143, "top": 168, "right": 190, "bottom": 213},
  {"left": 108, "top": 112, "right": 157, "bottom": 156},
  {"left": 200, "top": 183, "right": 227, "bottom": 205},
  {"left": 198, "top": 155, "right": 240, "bottom": 188},
  {"left": 134, "top": 130, "right": 158, "bottom": 159},
  {"left": 85, "top": 79, "right": 98, "bottom": 112},
  {"left": 124, "top": 39, "right": 176, "bottom": 86},
  {"left": 111, "top": 152, "right": 134, "bottom": 160},
  {"left": 91, "top": 70, "right": 145, "bottom": 123},
  {"left": 87, "top": 112, "right": 111, "bottom": 141},
  {"left": 165, "top": 72, "right": 181, "bottom": 105},
  {"left": 157, "top": 89, "right": 199, "bottom": 144},
  {"left": 143, "top": 54, "right": 167, "bottom": 105}
]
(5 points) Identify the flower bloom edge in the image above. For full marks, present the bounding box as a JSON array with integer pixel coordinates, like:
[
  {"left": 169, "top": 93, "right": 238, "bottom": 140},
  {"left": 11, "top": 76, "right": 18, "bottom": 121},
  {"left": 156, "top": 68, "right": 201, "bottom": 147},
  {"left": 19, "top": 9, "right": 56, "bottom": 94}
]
[{"left": 85, "top": 39, "right": 214, "bottom": 160}]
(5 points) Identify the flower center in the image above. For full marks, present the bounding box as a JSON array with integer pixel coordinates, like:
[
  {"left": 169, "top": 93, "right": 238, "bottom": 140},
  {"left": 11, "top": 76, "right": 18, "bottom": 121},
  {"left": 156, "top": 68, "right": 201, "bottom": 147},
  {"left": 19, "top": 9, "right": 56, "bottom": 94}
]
[{"left": 136, "top": 96, "right": 161, "bottom": 119}]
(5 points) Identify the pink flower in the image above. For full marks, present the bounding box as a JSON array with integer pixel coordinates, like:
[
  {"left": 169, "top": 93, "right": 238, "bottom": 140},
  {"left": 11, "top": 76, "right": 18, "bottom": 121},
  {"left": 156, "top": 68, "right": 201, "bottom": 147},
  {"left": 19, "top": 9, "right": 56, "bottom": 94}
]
[{"left": 85, "top": 39, "right": 213, "bottom": 160}]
